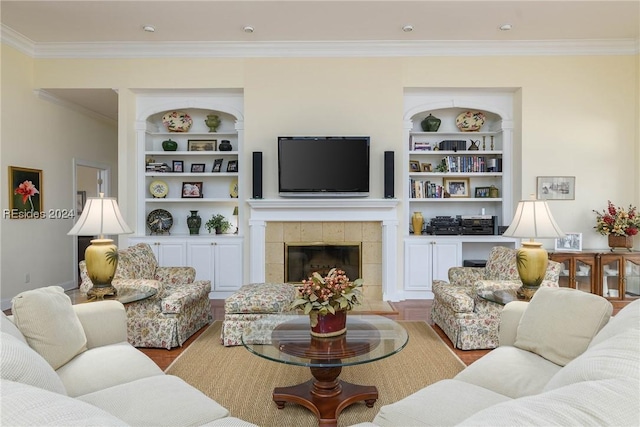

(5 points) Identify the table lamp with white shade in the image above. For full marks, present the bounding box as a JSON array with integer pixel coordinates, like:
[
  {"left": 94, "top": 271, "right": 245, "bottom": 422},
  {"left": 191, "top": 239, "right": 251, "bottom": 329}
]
[
  {"left": 68, "top": 193, "right": 132, "bottom": 299},
  {"left": 502, "top": 196, "right": 564, "bottom": 299}
]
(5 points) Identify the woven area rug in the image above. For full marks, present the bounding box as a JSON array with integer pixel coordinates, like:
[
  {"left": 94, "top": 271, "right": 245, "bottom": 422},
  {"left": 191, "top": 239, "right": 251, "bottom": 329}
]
[{"left": 166, "top": 321, "right": 465, "bottom": 427}]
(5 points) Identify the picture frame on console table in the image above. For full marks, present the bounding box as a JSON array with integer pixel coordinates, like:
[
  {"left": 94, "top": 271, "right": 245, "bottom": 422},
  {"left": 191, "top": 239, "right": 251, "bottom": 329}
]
[
  {"left": 537, "top": 176, "right": 575, "bottom": 200},
  {"left": 444, "top": 177, "right": 470, "bottom": 198},
  {"left": 555, "top": 232, "right": 582, "bottom": 252}
]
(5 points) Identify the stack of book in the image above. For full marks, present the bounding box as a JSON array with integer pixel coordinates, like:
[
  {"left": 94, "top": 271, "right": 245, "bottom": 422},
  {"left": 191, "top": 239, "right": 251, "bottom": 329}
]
[{"left": 146, "top": 162, "right": 171, "bottom": 173}]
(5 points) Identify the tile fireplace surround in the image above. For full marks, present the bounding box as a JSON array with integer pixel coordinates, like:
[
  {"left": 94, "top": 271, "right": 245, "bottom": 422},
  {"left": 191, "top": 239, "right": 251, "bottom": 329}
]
[{"left": 248, "top": 199, "right": 400, "bottom": 301}]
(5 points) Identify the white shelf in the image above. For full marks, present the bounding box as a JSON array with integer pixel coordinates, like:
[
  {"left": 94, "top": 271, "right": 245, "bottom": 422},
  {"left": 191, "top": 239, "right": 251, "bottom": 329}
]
[
  {"left": 409, "top": 150, "right": 502, "bottom": 155},
  {"left": 409, "top": 198, "right": 502, "bottom": 202},
  {"left": 145, "top": 172, "right": 238, "bottom": 178},
  {"left": 148, "top": 132, "right": 238, "bottom": 138},
  {"left": 145, "top": 198, "right": 239, "bottom": 203},
  {"left": 145, "top": 151, "right": 239, "bottom": 156},
  {"left": 410, "top": 131, "right": 500, "bottom": 137},
  {"left": 409, "top": 172, "right": 503, "bottom": 178}
]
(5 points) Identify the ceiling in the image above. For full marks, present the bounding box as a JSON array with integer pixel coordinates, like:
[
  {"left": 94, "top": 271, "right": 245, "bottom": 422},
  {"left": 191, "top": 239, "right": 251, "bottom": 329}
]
[{"left": 2, "top": 1, "right": 639, "bottom": 122}]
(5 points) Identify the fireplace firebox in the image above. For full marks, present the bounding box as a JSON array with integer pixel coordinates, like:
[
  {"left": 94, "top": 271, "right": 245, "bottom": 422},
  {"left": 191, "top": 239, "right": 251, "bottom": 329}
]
[{"left": 285, "top": 242, "right": 362, "bottom": 283}]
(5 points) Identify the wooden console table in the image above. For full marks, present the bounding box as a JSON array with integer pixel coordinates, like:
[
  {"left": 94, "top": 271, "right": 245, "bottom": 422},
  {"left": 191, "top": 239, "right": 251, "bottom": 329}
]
[{"left": 549, "top": 250, "right": 639, "bottom": 308}]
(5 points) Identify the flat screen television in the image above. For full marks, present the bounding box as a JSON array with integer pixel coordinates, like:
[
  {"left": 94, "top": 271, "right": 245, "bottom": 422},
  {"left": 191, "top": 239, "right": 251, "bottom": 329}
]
[{"left": 278, "top": 136, "right": 370, "bottom": 197}]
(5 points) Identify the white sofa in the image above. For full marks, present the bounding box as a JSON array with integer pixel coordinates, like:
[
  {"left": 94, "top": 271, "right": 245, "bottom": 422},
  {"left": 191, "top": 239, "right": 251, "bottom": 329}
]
[
  {"left": 362, "top": 287, "right": 640, "bottom": 426},
  {"left": 1, "top": 286, "right": 255, "bottom": 426}
]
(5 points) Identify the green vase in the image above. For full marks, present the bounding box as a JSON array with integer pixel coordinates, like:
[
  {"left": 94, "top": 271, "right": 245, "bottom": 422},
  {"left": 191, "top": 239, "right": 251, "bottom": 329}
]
[
  {"left": 162, "top": 138, "right": 178, "bottom": 151},
  {"left": 421, "top": 114, "right": 441, "bottom": 132},
  {"left": 186, "top": 210, "right": 201, "bottom": 235}
]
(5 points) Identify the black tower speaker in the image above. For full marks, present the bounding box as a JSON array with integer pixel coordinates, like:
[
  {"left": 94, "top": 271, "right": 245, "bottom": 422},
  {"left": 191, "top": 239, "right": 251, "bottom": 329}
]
[
  {"left": 252, "top": 151, "right": 263, "bottom": 199},
  {"left": 384, "top": 151, "right": 394, "bottom": 199}
]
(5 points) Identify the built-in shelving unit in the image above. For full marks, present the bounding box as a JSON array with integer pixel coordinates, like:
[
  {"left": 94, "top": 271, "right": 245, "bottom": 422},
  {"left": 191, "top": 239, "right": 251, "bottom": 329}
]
[{"left": 402, "top": 89, "right": 517, "bottom": 297}]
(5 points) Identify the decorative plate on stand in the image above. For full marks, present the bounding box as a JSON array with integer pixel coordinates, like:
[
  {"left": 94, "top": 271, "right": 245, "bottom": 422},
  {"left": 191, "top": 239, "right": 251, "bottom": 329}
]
[
  {"left": 230, "top": 179, "right": 238, "bottom": 198},
  {"left": 456, "top": 111, "right": 486, "bottom": 132},
  {"left": 149, "top": 180, "right": 169, "bottom": 198},
  {"left": 162, "top": 111, "right": 193, "bottom": 132},
  {"left": 146, "top": 209, "right": 173, "bottom": 234}
]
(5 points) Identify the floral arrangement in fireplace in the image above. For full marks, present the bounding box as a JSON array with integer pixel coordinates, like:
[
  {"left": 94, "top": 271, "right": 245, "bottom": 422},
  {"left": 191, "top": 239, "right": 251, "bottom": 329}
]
[
  {"left": 593, "top": 200, "right": 640, "bottom": 236},
  {"left": 291, "top": 268, "right": 363, "bottom": 325}
]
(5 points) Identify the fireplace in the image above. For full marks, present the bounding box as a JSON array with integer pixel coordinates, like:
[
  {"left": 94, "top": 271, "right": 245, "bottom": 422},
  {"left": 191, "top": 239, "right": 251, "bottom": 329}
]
[{"left": 285, "top": 242, "right": 362, "bottom": 283}]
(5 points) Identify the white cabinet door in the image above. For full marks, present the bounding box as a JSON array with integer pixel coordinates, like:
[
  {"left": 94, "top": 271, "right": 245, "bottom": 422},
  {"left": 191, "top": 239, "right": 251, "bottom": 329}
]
[
  {"left": 214, "top": 241, "right": 243, "bottom": 291},
  {"left": 187, "top": 241, "right": 216, "bottom": 282},
  {"left": 126, "top": 237, "right": 187, "bottom": 267},
  {"left": 431, "top": 241, "right": 460, "bottom": 282},
  {"left": 404, "top": 239, "right": 461, "bottom": 291}
]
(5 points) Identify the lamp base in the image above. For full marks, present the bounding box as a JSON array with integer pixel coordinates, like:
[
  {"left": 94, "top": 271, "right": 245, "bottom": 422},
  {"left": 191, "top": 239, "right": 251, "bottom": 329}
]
[
  {"left": 517, "top": 285, "right": 539, "bottom": 301},
  {"left": 85, "top": 238, "right": 119, "bottom": 300},
  {"left": 516, "top": 241, "right": 549, "bottom": 288},
  {"left": 87, "top": 285, "right": 117, "bottom": 300}
]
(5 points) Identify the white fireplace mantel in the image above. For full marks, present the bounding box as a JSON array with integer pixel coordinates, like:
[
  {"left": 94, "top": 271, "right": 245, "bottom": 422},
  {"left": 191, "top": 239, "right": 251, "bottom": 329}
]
[{"left": 248, "top": 198, "right": 400, "bottom": 300}]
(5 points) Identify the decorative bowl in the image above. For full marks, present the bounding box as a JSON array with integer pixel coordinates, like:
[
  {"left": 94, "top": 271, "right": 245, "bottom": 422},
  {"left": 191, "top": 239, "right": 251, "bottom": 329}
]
[
  {"left": 456, "top": 111, "right": 485, "bottom": 132},
  {"left": 162, "top": 111, "right": 193, "bottom": 132}
]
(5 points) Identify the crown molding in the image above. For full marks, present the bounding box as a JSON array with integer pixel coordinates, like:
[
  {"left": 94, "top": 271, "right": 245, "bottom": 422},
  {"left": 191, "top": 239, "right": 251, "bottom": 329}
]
[
  {"left": 3, "top": 25, "right": 638, "bottom": 58},
  {"left": 34, "top": 89, "right": 117, "bottom": 127}
]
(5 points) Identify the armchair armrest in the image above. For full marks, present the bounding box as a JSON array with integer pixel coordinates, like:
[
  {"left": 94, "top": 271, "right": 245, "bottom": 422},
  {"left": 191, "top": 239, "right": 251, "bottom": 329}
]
[
  {"left": 154, "top": 266, "right": 195, "bottom": 284},
  {"left": 73, "top": 301, "right": 127, "bottom": 349},
  {"left": 498, "top": 301, "right": 528, "bottom": 346},
  {"left": 160, "top": 280, "right": 211, "bottom": 314},
  {"left": 112, "top": 278, "right": 164, "bottom": 296},
  {"left": 473, "top": 280, "right": 523, "bottom": 294},
  {"left": 448, "top": 267, "right": 487, "bottom": 286}
]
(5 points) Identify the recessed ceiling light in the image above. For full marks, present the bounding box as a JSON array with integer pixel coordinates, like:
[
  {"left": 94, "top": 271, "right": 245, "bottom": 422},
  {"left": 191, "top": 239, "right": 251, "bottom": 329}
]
[
  {"left": 499, "top": 23, "right": 512, "bottom": 31},
  {"left": 243, "top": 26, "right": 254, "bottom": 33},
  {"left": 142, "top": 25, "right": 155, "bottom": 33},
  {"left": 402, "top": 24, "right": 413, "bottom": 33}
]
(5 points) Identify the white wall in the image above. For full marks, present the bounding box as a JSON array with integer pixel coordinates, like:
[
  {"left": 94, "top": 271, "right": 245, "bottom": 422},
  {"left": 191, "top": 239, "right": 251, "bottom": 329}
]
[
  {"left": 2, "top": 49, "right": 638, "bottom": 303},
  {"left": 1, "top": 46, "right": 118, "bottom": 309}
]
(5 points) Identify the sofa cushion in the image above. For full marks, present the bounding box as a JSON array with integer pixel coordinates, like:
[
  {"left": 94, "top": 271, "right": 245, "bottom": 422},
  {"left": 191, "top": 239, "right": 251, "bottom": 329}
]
[
  {"left": 514, "top": 287, "right": 612, "bottom": 366},
  {"left": 56, "top": 342, "right": 163, "bottom": 397},
  {"left": 372, "top": 379, "right": 511, "bottom": 427},
  {"left": 0, "top": 333, "right": 67, "bottom": 395},
  {"left": 224, "top": 283, "right": 297, "bottom": 314},
  {"left": 544, "top": 328, "right": 640, "bottom": 392},
  {"left": 458, "top": 377, "right": 639, "bottom": 427},
  {"left": 11, "top": 286, "right": 87, "bottom": 370},
  {"left": 454, "top": 345, "right": 562, "bottom": 398},
  {"left": 0, "top": 380, "right": 127, "bottom": 426},
  {"left": 0, "top": 312, "right": 27, "bottom": 343},
  {"left": 79, "top": 374, "right": 230, "bottom": 426},
  {"left": 589, "top": 298, "right": 640, "bottom": 348}
]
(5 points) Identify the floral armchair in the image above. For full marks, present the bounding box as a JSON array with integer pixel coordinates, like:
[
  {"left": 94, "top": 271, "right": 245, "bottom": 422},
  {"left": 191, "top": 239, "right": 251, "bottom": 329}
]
[
  {"left": 79, "top": 243, "right": 212, "bottom": 349},
  {"left": 431, "top": 246, "right": 562, "bottom": 350}
]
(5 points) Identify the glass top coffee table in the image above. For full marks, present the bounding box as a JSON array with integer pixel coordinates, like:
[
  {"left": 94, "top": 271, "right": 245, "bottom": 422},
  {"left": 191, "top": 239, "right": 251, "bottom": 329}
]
[{"left": 242, "top": 314, "right": 408, "bottom": 426}]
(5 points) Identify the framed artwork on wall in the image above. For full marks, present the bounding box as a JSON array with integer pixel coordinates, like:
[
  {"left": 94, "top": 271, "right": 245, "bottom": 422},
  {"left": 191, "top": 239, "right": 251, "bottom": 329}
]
[
  {"left": 76, "top": 191, "right": 86, "bottom": 215},
  {"left": 537, "top": 176, "right": 575, "bottom": 200},
  {"left": 555, "top": 232, "right": 583, "bottom": 252},
  {"left": 9, "top": 166, "right": 43, "bottom": 216}
]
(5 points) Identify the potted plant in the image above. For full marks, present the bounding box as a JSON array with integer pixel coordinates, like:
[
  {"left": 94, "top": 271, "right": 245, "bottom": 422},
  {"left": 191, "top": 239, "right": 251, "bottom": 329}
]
[
  {"left": 205, "top": 213, "right": 231, "bottom": 234},
  {"left": 593, "top": 200, "right": 640, "bottom": 250},
  {"left": 291, "top": 268, "right": 363, "bottom": 337}
]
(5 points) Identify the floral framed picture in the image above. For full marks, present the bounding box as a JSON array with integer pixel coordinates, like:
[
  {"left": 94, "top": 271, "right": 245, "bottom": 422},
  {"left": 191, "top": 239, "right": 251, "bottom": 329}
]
[
  {"left": 172, "top": 160, "right": 183, "bottom": 172},
  {"left": 555, "top": 232, "right": 583, "bottom": 252},
  {"left": 537, "top": 176, "right": 575, "bottom": 200},
  {"left": 181, "top": 182, "right": 203, "bottom": 198},
  {"left": 444, "top": 177, "right": 470, "bottom": 198},
  {"left": 9, "top": 166, "right": 42, "bottom": 215}
]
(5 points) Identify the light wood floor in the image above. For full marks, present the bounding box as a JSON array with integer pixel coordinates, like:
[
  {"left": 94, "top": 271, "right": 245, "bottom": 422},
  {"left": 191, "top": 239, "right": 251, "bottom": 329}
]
[{"left": 140, "top": 299, "right": 490, "bottom": 370}]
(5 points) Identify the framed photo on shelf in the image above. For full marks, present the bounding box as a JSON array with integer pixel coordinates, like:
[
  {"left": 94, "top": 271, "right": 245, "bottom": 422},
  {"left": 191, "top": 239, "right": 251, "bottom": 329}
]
[
  {"left": 226, "top": 160, "right": 238, "bottom": 173},
  {"left": 212, "top": 159, "right": 223, "bottom": 173},
  {"left": 554, "top": 232, "right": 583, "bottom": 252},
  {"left": 181, "top": 182, "right": 203, "bottom": 198},
  {"left": 9, "top": 166, "right": 43, "bottom": 215},
  {"left": 443, "top": 177, "right": 470, "bottom": 198},
  {"left": 187, "top": 139, "right": 217, "bottom": 151},
  {"left": 172, "top": 160, "right": 183, "bottom": 173},
  {"left": 421, "top": 163, "right": 432, "bottom": 172},
  {"left": 537, "top": 176, "right": 575, "bottom": 200},
  {"left": 474, "top": 186, "right": 491, "bottom": 198},
  {"left": 190, "top": 163, "right": 205, "bottom": 173},
  {"left": 409, "top": 160, "right": 421, "bottom": 172}
]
